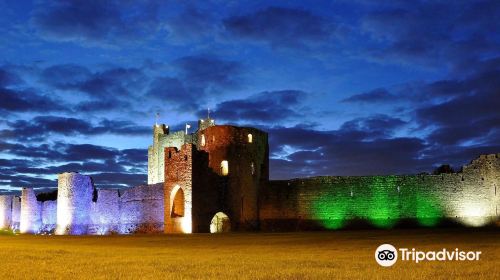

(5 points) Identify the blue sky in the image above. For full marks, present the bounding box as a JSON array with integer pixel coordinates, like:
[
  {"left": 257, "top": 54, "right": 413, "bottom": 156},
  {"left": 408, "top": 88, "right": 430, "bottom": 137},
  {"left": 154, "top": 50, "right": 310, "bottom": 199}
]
[{"left": 0, "top": 0, "right": 499, "bottom": 191}]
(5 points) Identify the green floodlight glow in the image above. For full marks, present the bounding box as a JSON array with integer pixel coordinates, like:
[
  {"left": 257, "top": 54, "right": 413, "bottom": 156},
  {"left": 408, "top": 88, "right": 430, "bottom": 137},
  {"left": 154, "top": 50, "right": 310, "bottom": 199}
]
[
  {"left": 311, "top": 190, "right": 349, "bottom": 229},
  {"left": 309, "top": 175, "right": 447, "bottom": 230},
  {"left": 364, "top": 176, "right": 398, "bottom": 228},
  {"left": 415, "top": 191, "right": 442, "bottom": 227}
]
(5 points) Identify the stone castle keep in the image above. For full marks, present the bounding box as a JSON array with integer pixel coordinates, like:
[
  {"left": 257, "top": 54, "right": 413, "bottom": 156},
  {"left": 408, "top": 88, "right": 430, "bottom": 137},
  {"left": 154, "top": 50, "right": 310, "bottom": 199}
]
[{"left": 0, "top": 118, "right": 499, "bottom": 234}]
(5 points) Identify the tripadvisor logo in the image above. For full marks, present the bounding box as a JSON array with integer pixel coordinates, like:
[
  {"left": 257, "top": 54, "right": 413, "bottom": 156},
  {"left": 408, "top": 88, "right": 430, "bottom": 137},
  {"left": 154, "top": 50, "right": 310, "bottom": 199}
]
[
  {"left": 375, "top": 244, "right": 482, "bottom": 267},
  {"left": 375, "top": 244, "right": 398, "bottom": 267}
]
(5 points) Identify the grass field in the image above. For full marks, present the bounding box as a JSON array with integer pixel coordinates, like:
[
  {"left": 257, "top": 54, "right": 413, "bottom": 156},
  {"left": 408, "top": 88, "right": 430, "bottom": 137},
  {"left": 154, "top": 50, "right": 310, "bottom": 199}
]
[{"left": 0, "top": 228, "right": 498, "bottom": 279}]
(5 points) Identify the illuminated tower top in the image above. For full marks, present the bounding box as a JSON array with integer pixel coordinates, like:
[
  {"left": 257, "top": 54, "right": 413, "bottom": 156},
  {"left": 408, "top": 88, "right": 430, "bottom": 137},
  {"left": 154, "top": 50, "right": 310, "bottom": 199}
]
[{"left": 198, "top": 108, "right": 215, "bottom": 131}]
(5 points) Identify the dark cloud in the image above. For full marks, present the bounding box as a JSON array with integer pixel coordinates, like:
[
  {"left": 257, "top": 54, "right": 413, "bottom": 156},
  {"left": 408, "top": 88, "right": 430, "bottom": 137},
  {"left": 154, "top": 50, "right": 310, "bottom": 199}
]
[
  {"left": 2, "top": 160, "right": 125, "bottom": 176},
  {"left": 145, "top": 77, "right": 195, "bottom": 110},
  {"left": 0, "top": 142, "right": 147, "bottom": 189},
  {"left": 268, "top": 122, "right": 427, "bottom": 179},
  {"left": 415, "top": 58, "right": 500, "bottom": 145},
  {"left": 0, "top": 173, "right": 56, "bottom": 189},
  {"left": 75, "top": 99, "right": 131, "bottom": 112},
  {"left": 145, "top": 56, "right": 244, "bottom": 110},
  {"left": 90, "top": 172, "right": 146, "bottom": 189},
  {"left": 0, "top": 87, "right": 67, "bottom": 113},
  {"left": 32, "top": 0, "right": 161, "bottom": 45},
  {"left": 119, "top": 148, "right": 147, "bottom": 164},
  {"left": 40, "top": 64, "right": 91, "bottom": 89},
  {"left": 224, "top": 6, "right": 336, "bottom": 49},
  {"left": 274, "top": 57, "right": 500, "bottom": 179},
  {"left": 1, "top": 141, "right": 148, "bottom": 172},
  {"left": 0, "top": 116, "right": 149, "bottom": 141},
  {"left": 42, "top": 65, "right": 147, "bottom": 99},
  {"left": 342, "top": 88, "right": 401, "bottom": 103},
  {"left": 360, "top": 0, "right": 500, "bottom": 67},
  {"left": 0, "top": 68, "right": 23, "bottom": 87},
  {"left": 210, "top": 90, "right": 305, "bottom": 123},
  {"left": 166, "top": 6, "right": 218, "bottom": 41},
  {"left": 174, "top": 55, "right": 243, "bottom": 89},
  {"left": 340, "top": 115, "right": 406, "bottom": 139}
]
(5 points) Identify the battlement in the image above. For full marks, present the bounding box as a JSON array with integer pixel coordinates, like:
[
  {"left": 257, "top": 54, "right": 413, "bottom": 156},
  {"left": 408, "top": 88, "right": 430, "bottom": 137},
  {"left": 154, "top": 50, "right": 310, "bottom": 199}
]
[{"left": 198, "top": 117, "right": 215, "bottom": 131}]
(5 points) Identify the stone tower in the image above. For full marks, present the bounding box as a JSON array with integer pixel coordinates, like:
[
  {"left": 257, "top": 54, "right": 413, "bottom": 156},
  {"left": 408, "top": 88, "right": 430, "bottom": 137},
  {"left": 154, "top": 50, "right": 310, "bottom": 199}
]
[
  {"left": 196, "top": 125, "right": 269, "bottom": 230},
  {"left": 19, "top": 187, "right": 41, "bottom": 234},
  {"left": 162, "top": 117, "right": 269, "bottom": 233},
  {"left": 56, "top": 172, "right": 94, "bottom": 235}
]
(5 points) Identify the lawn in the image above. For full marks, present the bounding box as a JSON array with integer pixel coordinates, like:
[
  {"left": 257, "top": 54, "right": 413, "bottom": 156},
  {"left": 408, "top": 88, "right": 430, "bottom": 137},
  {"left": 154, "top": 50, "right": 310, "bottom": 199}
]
[{"left": 0, "top": 228, "right": 498, "bottom": 279}]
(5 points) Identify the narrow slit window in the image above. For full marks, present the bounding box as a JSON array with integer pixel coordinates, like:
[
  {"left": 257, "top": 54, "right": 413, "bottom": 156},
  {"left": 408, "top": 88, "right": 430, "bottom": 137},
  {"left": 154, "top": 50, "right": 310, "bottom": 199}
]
[
  {"left": 251, "top": 162, "right": 255, "bottom": 175},
  {"left": 201, "top": 134, "right": 206, "bottom": 146},
  {"left": 248, "top": 133, "right": 253, "bottom": 143},
  {"left": 221, "top": 160, "right": 229, "bottom": 176}
]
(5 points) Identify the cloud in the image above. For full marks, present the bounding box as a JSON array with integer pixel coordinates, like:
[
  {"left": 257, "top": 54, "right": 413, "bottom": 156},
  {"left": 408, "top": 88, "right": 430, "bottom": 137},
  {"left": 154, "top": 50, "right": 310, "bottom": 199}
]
[
  {"left": 75, "top": 99, "right": 131, "bottom": 112},
  {"left": 0, "top": 173, "right": 56, "bottom": 190},
  {"left": 0, "top": 68, "right": 23, "bottom": 87},
  {"left": 266, "top": 57, "right": 499, "bottom": 179},
  {"left": 174, "top": 55, "right": 243, "bottom": 89},
  {"left": 145, "top": 55, "right": 244, "bottom": 110},
  {"left": 415, "top": 58, "right": 500, "bottom": 145},
  {"left": 359, "top": 0, "right": 500, "bottom": 68},
  {"left": 41, "top": 65, "right": 147, "bottom": 99},
  {"left": 166, "top": 5, "right": 219, "bottom": 42},
  {"left": 0, "top": 143, "right": 148, "bottom": 189},
  {"left": 0, "top": 87, "right": 67, "bottom": 113},
  {"left": 223, "top": 6, "right": 336, "bottom": 49},
  {"left": 31, "top": 0, "right": 161, "bottom": 46},
  {"left": 38, "top": 64, "right": 147, "bottom": 113},
  {"left": 40, "top": 64, "right": 91, "bottom": 89},
  {"left": 145, "top": 77, "right": 195, "bottom": 110},
  {"left": 342, "top": 88, "right": 401, "bottom": 103},
  {"left": 340, "top": 115, "right": 407, "bottom": 139},
  {"left": 0, "top": 116, "right": 149, "bottom": 141},
  {"left": 209, "top": 90, "right": 305, "bottom": 123},
  {"left": 267, "top": 122, "right": 428, "bottom": 179}
]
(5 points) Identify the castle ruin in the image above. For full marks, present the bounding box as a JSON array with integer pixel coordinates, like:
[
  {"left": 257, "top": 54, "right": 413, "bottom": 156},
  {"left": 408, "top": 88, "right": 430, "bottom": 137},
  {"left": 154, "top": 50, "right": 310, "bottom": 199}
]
[{"left": 0, "top": 118, "right": 498, "bottom": 234}]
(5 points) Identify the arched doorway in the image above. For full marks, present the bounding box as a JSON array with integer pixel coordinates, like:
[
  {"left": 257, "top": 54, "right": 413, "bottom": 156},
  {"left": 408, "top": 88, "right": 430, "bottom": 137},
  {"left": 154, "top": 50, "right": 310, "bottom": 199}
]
[
  {"left": 210, "top": 212, "right": 230, "bottom": 233},
  {"left": 171, "top": 187, "right": 185, "bottom": 217}
]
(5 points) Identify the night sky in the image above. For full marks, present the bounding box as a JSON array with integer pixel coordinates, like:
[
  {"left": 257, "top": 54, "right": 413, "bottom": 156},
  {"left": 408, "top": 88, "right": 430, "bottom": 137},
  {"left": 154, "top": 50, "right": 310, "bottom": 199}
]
[{"left": 1, "top": 0, "right": 499, "bottom": 192}]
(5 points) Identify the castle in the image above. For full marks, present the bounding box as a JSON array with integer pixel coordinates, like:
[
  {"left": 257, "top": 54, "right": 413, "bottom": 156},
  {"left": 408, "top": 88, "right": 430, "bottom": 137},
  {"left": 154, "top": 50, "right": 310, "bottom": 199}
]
[{"left": 0, "top": 118, "right": 499, "bottom": 234}]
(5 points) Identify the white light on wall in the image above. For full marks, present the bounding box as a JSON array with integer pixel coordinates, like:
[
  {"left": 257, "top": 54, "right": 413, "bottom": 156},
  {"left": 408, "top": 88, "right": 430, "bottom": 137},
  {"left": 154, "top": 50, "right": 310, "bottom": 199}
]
[
  {"left": 458, "top": 201, "right": 490, "bottom": 227},
  {"left": 181, "top": 217, "right": 192, "bottom": 234}
]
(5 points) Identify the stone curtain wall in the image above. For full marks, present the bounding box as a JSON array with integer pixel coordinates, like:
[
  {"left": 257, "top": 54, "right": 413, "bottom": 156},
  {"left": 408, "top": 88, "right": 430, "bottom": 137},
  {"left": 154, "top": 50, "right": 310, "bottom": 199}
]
[
  {"left": 119, "top": 183, "right": 164, "bottom": 234},
  {"left": 260, "top": 154, "right": 500, "bottom": 230},
  {"left": 1, "top": 193, "right": 55, "bottom": 233},
  {"left": 0, "top": 154, "right": 497, "bottom": 234},
  {"left": 11, "top": 196, "right": 20, "bottom": 231},
  {"left": 0, "top": 182, "right": 164, "bottom": 235},
  {"left": 41, "top": 200, "right": 57, "bottom": 233},
  {"left": 89, "top": 189, "right": 120, "bottom": 234}
]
